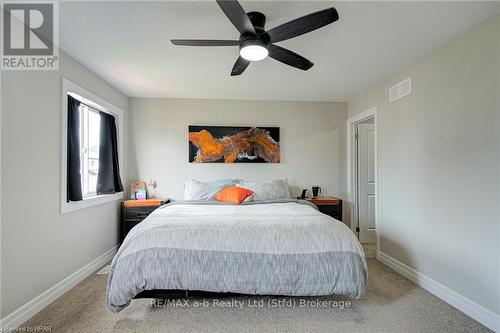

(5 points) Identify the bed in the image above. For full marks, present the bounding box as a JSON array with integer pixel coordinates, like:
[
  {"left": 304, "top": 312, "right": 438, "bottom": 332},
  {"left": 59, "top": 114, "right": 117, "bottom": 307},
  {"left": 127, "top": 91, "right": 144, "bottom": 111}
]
[{"left": 106, "top": 199, "right": 367, "bottom": 313}]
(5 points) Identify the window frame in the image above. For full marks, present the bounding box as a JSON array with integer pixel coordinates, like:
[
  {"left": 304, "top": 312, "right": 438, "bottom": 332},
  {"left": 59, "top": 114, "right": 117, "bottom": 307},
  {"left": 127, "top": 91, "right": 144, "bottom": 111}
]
[{"left": 61, "top": 78, "right": 124, "bottom": 214}]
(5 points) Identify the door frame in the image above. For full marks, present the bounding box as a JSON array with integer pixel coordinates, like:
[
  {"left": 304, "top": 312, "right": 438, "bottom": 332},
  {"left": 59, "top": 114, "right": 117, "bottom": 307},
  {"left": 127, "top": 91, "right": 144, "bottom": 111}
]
[{"left": 346, "top": 107, "right": 379, "bottom": 257}]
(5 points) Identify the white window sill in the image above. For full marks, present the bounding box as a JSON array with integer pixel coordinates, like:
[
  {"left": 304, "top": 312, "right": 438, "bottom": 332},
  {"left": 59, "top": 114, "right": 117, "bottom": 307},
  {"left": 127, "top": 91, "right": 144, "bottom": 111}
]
[{"left": 61, "top": 192, "right": 122, "bottom": 214}]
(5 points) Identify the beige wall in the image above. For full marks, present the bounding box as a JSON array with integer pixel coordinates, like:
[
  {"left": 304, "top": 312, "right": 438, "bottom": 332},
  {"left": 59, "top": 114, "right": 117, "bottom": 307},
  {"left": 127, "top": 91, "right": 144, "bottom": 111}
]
[
  {"left": 129, "top": 98, "right": 347, "bottom": 204},
  {"left": 1, "top": 51, "right": 129, "bottom": 317},
  {"left": 349, "top": 15, "right": 500, "bottom": 316}
]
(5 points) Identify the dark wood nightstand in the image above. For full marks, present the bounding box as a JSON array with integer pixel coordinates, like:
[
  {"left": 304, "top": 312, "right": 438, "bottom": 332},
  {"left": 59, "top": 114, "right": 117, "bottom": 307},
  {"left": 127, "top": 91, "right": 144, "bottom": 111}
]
[
  {"left": 305, "top": 197, "right": 342, "bottom": 222},
  {"left": 120, "top": 199, "right": 170, "bottom": 243}
]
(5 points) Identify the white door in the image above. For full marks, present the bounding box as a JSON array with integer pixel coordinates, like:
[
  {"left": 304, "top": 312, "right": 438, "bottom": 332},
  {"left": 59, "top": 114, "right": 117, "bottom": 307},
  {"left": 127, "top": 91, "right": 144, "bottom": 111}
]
[{"left": 356, "top": 122, "right": 376, "bottom": 243}]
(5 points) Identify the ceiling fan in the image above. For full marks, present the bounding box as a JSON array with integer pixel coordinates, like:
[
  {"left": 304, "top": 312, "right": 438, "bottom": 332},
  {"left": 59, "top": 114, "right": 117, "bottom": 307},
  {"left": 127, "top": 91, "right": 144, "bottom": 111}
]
[{"left": 171, "top": 0, "right": 339, "bottom": 76}]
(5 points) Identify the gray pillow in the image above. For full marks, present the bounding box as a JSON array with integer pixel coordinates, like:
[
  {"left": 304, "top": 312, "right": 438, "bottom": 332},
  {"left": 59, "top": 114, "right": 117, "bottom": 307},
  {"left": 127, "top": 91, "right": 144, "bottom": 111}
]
[
  {"left": 236, "top": 179, "right": 290, "bottom": 201},
  {"left": 184, "top": 179, "right": 237, "bottom": 200}
]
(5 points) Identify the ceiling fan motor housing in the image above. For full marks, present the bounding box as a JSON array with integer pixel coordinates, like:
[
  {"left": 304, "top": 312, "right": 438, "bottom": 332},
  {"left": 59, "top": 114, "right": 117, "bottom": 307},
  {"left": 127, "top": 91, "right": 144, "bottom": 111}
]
[{"left": 239, "top": 12, "right": 270, "bottom": 51}]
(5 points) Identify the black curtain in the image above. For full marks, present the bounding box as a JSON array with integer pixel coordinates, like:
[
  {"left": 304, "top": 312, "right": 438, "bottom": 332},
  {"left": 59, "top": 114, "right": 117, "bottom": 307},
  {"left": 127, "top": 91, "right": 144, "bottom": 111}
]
[
  {"left": 67, "top": 95, "right": 83, "bottom": 201},
  {"left": 96, "top": 112, "right": 124, "bottom": 194}
]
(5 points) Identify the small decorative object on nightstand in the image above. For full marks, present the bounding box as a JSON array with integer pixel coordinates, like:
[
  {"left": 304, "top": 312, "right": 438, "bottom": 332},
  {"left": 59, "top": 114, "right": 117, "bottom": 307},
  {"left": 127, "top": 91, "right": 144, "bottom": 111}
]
[
  {"left": 305, "top": 197, "right": 342, "bottom": 222},
  {"left": 120, "top": 199, "right": 170, "bottom": 243},
  {"left": 147, "top": 179, "right": 158, "bottom": 199}
]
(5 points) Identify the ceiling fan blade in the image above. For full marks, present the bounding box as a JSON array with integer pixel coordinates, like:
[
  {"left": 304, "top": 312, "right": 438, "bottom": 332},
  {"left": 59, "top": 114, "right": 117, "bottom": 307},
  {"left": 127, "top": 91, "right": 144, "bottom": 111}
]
[
  {"left": 231, "top": 56, "right": 250, "bottom": 76},
  {"left": 267, "top": 7, "right": 338, "bottom": 43},
  {"left": 268, "top": 44, "right": 313, "bottom": 71},
  {"left": 216, "top": 0, "right": 255, "bottom": 35},
  {"left": 171, "top": 39, "right": 239, "bottom": 46}
]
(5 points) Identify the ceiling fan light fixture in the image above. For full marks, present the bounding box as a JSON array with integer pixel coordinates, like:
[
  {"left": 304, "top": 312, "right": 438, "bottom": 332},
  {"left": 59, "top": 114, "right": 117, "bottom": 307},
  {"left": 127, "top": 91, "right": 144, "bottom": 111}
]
[{"left": 240, "top": 44, "right": 268, "bottom": 61}]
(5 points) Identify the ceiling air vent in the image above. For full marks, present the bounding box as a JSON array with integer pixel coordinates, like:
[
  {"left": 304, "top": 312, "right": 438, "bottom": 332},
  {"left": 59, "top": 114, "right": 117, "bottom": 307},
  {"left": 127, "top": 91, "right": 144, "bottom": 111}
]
[{"left": 389, "top": 77, "right": 412, "bottom": 102}]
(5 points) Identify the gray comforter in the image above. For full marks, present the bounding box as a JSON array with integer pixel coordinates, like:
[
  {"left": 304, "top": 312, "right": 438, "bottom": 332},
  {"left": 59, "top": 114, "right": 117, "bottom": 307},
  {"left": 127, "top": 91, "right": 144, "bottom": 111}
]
[{"left": 107, "top": 200, "right": 367, "bottom": 313}]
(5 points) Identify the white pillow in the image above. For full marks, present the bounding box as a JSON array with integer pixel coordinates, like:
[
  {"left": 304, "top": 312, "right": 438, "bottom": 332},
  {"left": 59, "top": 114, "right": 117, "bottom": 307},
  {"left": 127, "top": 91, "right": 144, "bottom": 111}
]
[
  {"left": 184, "top": 179, "right": 237, "bottom": 200},
  {"left": 236, "top": 179, "right": 290, "bottom": 201}
]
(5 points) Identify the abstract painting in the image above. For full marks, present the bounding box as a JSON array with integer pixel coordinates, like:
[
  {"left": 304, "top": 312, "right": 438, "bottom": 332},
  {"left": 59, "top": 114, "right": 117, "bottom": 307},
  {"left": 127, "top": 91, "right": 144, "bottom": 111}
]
[{"left": 188, "top": 126, "right": 280, "bottom": 163}]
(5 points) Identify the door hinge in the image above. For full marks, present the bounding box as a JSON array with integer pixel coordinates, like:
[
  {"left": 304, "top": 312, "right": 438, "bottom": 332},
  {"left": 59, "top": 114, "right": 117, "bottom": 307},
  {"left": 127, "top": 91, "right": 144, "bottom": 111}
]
[
  {"left": 355, "top": 133, "right": 359, "bottom": 140},
  {"left": 356, "top": 227, "right": 360, "bottom": 232}
]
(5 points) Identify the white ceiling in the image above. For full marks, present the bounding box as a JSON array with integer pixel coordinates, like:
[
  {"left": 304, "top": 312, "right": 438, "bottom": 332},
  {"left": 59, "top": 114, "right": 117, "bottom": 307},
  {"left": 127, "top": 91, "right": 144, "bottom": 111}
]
[{"left": 59, "top": 1, "right": 500, "bottom": 101}]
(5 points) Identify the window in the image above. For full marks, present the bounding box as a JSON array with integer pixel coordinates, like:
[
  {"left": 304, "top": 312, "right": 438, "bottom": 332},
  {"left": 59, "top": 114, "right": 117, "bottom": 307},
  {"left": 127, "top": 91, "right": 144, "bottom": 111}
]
[
  {"left": 61, "top": 78, "right": 124, "bottom": 213},
  {"left": 80, "top": 103, "right": 101, "bottom": 197}
]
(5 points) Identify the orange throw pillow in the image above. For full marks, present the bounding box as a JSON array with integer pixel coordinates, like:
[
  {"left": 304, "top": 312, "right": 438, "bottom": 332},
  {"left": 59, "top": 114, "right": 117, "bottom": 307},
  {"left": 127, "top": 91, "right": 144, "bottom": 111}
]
[{"left": 215, "top": 186, "right": 254, "bottom": 204}]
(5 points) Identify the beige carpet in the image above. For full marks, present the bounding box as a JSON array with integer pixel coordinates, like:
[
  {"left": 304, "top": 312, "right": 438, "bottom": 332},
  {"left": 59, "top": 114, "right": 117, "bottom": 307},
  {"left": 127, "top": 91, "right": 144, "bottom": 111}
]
[{"left": 20, "top": 259, "right": 490, "bottom": 333}]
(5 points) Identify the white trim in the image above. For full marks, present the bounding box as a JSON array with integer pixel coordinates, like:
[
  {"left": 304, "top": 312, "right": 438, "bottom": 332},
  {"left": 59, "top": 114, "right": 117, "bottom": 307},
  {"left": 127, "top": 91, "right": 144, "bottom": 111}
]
[
  {"left": 347, "top": 107, "right": 377, "bottom": 125},
  {"left": 0, "top": 246, "right": 118, "bottom": 331},
  {"left": 346, "top": 107, "right": 379, "bottom": 257},
  {"left": 378, "top": 251, "right": 500, "bottom": 332},
  {"left": 61, "top": 78, "right": 124, "bottom": 213},
  {"left": 0, "top": 66, "right": 3, "bottom": 318}
]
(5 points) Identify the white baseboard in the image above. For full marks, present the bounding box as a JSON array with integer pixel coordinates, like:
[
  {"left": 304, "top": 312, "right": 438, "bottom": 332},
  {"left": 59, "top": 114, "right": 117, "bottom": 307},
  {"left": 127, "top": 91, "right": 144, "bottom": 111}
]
[
  {"left": 0, "top": 246, "right": 118, "bottom": 330},
  {"left": 378, "top": 251, "right": 500, "bottom": 332}
]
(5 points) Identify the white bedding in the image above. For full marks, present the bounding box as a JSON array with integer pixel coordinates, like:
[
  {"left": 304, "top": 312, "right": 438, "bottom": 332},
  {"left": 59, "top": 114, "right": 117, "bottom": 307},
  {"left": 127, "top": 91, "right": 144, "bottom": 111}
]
[{"left": 107, "top": 200, "right": 367, "bottom": 313}]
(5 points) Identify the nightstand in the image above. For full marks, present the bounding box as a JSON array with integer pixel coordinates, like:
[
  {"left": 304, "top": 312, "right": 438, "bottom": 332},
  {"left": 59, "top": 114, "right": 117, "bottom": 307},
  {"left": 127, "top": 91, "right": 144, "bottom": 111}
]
[
  {"left": 120, "top": 199, "right": 170, "bottom": 243},
  {"left": 305, "top": 197, "right": 342, "bottom": 221}
]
